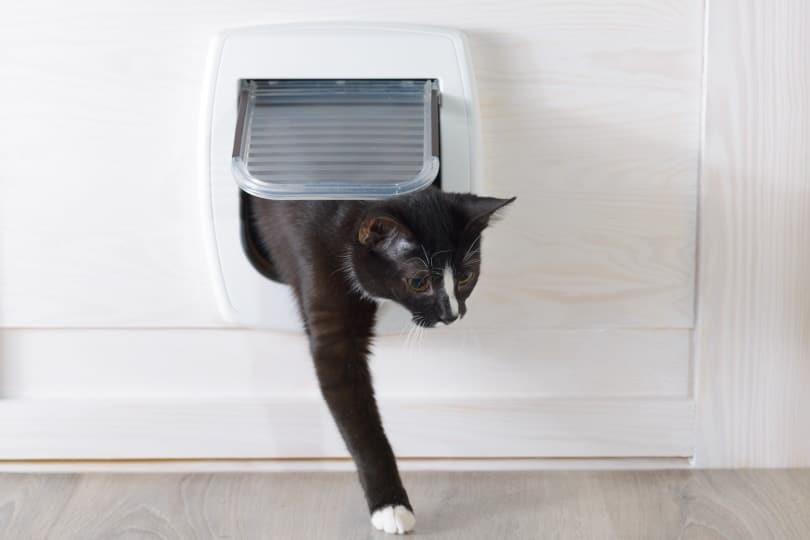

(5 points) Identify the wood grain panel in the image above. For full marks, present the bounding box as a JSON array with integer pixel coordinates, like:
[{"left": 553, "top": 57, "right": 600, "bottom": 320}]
[
  {"left": 0, "top": 398, "right": 694, "bottom": 459},
  {"left": 0, "top": 328, "right": 690, "bottom": 399},
  {"left": 695, "top": 0, "right": 810, "bottom": 467},
  {"left": 0, "top": 0, "right": 702, "bottom": 328}
]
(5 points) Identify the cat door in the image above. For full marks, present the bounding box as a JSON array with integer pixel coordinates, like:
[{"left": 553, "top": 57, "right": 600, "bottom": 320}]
[{"left": 233, "top": 79, "right": 441, "bottom": 199}]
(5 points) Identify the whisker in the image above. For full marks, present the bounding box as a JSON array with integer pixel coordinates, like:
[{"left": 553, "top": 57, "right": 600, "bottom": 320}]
[
  {"left": 420, "top": 245, "right": 431, "bottom": 269},
  {"left": 408, "top": 322, "right": 421, "bottom": 362},
  {"left": 397, "top": 316, "right": 413, "bottom": 339},
  {"left": 430, "top": 249, "right": 453, "bottom": 267},
  {"left": 404, "top": 322, "right": 416, "bottom": 350},
  {"left": 404, "top": 257, "right": 429, "bottom": 269},
  {"left": 463, "top": 235, "right": 482, "bottom": 262}
]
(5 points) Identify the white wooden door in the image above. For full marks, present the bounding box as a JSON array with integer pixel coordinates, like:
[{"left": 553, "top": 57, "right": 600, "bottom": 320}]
[{"left": 1, "top": 0, "right": 705, "bottom": 461}]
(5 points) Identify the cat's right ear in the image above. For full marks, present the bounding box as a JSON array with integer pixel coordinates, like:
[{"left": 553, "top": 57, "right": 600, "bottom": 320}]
[
  {"left": 358, "top": 214, "right": 415, "bottom": 258},
  {"left": 458, "top": 195, "right": 517, "bottom": 232}
]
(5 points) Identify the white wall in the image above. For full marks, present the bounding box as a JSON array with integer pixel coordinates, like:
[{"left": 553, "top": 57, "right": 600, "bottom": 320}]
[{"left": 0, "top": 1, "right": 704, "bottom": 461}]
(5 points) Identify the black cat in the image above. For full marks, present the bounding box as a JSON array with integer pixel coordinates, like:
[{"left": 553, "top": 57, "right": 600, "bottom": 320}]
[{"left": 244, "top": 186, "right": 514, "bottom": 534}]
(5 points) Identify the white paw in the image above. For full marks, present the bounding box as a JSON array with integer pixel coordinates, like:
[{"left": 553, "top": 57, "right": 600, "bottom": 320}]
[{"left": 371, "top": 505, "right": 416, "bottom": 535}]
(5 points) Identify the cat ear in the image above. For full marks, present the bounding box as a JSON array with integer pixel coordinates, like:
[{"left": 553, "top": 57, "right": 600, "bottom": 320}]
[
  {"left": 458, "top": 195, "right": 517, "bottom": 231},
  {"left": 358, "top": 214, "right": 415, "bottom": 258}
]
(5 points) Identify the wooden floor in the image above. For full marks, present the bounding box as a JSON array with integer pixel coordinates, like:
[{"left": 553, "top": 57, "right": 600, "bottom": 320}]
[{"left": 0, "top": 470, "right": 808, "bottom": 539}]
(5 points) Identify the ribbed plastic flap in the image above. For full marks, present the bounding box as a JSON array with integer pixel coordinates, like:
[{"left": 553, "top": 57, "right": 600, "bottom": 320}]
[{"left": 232, "top": 79, "right": 440, "bottom": 199}]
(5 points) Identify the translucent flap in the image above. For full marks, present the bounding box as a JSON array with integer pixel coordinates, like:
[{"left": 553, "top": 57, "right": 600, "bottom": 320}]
[{"left": 232, "top": 79, "right": 441, "bottom": 199}]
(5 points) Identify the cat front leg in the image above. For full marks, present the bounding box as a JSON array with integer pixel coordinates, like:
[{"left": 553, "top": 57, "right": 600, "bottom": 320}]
[{"left": 307, "top": 301, "right": 415, "bottom": 534}]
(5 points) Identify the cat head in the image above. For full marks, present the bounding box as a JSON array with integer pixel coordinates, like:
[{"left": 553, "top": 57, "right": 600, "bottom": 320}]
[{"left": 349, "top": 188, "right": 515, "bottom": 327}]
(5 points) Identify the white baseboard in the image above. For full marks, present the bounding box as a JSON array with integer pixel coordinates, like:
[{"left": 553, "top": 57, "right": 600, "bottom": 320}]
[
  {"left": 0, "top": 458, "right": 692, "bottom": 473},
  {"left": 0, "top": 397, "right": 694, "bottom": 460}
]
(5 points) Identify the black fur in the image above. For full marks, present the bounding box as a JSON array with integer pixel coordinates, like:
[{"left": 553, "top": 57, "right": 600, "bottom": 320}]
[{"left": 244, "top": 186, "right": 514, "bottom": 519}]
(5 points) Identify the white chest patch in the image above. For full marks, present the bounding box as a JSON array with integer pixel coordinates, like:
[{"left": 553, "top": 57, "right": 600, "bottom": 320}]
[{"left": 443, "top": 265, "right": 458, "bottom": 317}]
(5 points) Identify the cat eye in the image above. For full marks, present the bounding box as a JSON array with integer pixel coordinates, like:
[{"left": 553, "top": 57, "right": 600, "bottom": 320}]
[
  {"left": 407, "top": 277, "right": 431, "bottom": 293},
  {"left": 457, "top": 270, "right": 476, "bottom": 287}
]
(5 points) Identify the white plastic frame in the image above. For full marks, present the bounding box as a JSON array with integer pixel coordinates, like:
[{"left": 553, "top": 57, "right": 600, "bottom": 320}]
[{"left": 202, "top": 23, "right": 481, "bottom": 330}]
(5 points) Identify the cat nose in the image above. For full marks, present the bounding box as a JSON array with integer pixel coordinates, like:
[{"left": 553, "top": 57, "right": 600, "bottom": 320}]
[{"left": 439, "top": 313, "right": 458, "bottom": 325}]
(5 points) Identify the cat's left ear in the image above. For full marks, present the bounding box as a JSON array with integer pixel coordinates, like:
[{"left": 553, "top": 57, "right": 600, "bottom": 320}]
[{"left": 458, "top": 195, "right": 517, "bottom": 231}]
